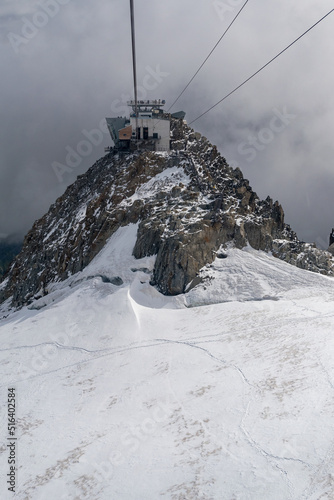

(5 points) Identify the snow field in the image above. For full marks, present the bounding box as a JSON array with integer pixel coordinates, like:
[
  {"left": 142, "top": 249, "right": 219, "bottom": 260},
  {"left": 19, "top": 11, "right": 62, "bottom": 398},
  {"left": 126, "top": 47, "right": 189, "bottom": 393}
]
[{"left": 1, "top": 225, "right": 334, "bottom": 499}]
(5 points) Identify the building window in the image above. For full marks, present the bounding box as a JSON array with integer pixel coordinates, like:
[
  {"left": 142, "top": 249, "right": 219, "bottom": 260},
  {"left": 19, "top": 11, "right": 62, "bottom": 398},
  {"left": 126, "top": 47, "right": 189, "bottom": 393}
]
[
  {"left": 143, "top": 127, "right": 149, "bottom": 140},
  {"left": 137, "top": 127, "right": 141, "bottom": 140},
  {"left": 153, "top": 133, "right": 158, "bottom": 139}
]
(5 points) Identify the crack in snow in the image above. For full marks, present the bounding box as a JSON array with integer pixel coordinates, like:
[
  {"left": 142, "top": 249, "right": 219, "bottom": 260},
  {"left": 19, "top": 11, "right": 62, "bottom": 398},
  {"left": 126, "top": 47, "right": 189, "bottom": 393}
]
[
  {"left": 240, "top": 404, "right": 293, "bottom": 500},
  {"left": 0, "top": 342, "right": 110, "bottom": 354},
  {"left": 239, "top": 402, "right": 317, "bottom": 500},
  {"left": 316, "top": 354, "right": 334, "bottom": 391},
  {"left": 155, "top": 338, "right": 256, "bottom": 389}
]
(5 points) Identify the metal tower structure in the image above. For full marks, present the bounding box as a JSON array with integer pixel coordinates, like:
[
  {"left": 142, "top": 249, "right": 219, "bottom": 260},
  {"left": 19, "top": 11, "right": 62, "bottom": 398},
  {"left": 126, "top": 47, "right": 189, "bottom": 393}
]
[{"left": 129, "top": 0, "right": 138, "bottom": 144}]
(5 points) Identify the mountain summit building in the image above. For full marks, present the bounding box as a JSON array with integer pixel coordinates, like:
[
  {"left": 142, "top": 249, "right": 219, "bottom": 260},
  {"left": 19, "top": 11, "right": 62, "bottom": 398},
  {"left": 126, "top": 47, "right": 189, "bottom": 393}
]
[{"left": 106, "top": 100, "right": 185, "bottom": 153}]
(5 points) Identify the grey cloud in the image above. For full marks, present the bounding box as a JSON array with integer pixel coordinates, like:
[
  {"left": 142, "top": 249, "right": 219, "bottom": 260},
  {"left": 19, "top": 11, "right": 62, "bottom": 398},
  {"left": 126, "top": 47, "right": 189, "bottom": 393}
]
[{"left": 0, "top": 0, "right": 334, "bottom": 247}]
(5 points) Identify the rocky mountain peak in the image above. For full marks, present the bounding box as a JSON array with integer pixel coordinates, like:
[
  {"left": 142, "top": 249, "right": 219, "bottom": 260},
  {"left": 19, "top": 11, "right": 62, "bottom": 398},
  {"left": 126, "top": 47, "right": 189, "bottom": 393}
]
[{"left": 1, "top": 118, "right": 334, "bottom": 309}]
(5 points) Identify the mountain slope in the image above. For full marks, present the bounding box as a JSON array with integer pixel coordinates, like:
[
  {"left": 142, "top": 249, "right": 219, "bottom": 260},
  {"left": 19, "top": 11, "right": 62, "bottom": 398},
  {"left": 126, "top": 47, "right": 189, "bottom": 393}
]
[
  {"left": 1, "top": 226, "right": 334, "bottom": 499},
  {"left": 1, "top": 118, "right": 334, "bottom": 309}
]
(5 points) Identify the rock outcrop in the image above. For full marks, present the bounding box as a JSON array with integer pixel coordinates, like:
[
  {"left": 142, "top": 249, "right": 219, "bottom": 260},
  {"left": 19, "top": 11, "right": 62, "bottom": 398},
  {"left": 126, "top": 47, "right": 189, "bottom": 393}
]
[
  {"left": 328, "top": 229, "right": 334, "bottom": 256},
  {"left": 0, "top": 239, "right": 22, "bottom": 280},
  {"left": 1, "top": 118, "right": 334, "bottom": 308},
  {"left": 330, "top": 228, "right": 334, "bottom": 247}
]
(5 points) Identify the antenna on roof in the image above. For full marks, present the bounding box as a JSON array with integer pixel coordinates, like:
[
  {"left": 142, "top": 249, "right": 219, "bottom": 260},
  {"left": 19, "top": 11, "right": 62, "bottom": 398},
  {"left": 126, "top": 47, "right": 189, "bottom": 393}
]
[{"left": 129, "top": 0, "right": 138, "bottom": 146}]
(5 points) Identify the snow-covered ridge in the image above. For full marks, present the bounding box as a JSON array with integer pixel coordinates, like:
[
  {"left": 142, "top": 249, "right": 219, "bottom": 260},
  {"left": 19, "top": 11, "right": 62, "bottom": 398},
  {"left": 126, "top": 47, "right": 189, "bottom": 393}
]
[{"left": 186, "top": 244, "right": 334, "bottom": 306}]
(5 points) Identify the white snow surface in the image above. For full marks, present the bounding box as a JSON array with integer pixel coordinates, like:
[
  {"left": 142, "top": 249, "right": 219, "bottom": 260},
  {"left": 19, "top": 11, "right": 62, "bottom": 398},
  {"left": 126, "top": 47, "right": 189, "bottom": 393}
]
[
  {"left": 1, "top": 224, "right": 334, "bottom": 499},
  {"left": 120, "top": 166, "right": 191, "bottom": 206}
]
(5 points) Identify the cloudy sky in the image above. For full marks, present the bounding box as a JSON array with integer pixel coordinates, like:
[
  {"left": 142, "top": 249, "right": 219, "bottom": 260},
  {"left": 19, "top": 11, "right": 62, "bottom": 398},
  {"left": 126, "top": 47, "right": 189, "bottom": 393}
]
[{"left": 1, "top": 0, "right": 334, "bottom": 248}]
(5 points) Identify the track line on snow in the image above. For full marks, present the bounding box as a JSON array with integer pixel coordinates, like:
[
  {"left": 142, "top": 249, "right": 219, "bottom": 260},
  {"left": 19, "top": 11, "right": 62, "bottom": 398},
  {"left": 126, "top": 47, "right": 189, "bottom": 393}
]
[
  {"left": 239, "top": 403, "right": 314, "bottom": 500},
  {"left": 0, "top": 341, "right": 112, "bottom": 354},
  {"left": 240, "top": 407, "right": 315, "bottom": 470},
  {"left": 0, "top": 340, "right": 177, "bottom": 386},
  {"left": 169, "top": 307, "right": 334, "bottom": 347},
  {"left": 156, "top": 338, "right": 255, "bottom": 388},
  {"left": 315, "top": 354, "right": 334, "bottom": 391},
  {"left": 0, "top": 336, "right": 254, "bottom": 389}
]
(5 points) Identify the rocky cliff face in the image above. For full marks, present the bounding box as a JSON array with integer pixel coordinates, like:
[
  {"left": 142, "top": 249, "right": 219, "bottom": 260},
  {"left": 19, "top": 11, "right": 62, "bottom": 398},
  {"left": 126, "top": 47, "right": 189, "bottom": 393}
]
[
  {"left": 0, "top": 239, "right": 22, "bottom": 280},
  {"left": 1, "top": 118, "right": 334, "bottom": 308}
]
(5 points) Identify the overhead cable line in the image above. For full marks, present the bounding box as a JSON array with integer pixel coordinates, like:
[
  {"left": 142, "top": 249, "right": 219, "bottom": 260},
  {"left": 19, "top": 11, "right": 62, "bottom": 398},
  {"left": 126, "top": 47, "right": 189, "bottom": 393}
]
[
  {"left": 189, "top": 8, "right": 334, "bottom": 125},
  {"left": 129, "top": 0, "right": 138, "bottom": 143},
  {"left": 167, "top": 0, "right": 250, "bottom": 112}
]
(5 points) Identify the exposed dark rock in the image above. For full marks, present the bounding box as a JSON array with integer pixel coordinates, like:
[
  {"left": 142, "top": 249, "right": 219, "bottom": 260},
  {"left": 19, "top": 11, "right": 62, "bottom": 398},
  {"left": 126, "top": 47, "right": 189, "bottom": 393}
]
[
  {"left": 131, "top": 268, "right": 151, "bottom": 274},
  {"left": 216, "top": 252, "right": 228, "bottom": 259},
  {"left": 329, "top": 228, "right": 334, "bottom": 247},
  {"left": 1, "top": 118, "right": 334, "bottom": 309},
  {"left": 108, "top": 276, "right": 123, "bottom": 286},
  {"left": 0, "top": 240, "right": 22, "bottom": 279},
  {"left": 328, "top": 243, "right": 334, "bottom": 256},
  {"left": 87, "top": 275, "right": 123, "bottom": 285}
]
